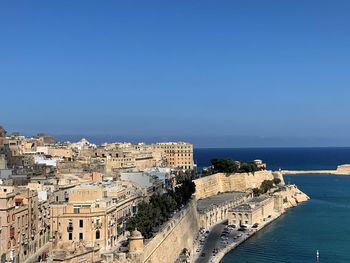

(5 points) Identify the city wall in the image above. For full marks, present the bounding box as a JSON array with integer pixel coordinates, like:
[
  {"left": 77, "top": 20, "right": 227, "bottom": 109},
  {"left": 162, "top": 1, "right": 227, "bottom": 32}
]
[
  {"left": 139, "top": 199, "right": 199, "bottom": 263},
  {"left": 194, "top": 171, "right": 283, "bottom": 200},
  {"left": 113, "top": 171, "right": 287, "bottom": 263}
]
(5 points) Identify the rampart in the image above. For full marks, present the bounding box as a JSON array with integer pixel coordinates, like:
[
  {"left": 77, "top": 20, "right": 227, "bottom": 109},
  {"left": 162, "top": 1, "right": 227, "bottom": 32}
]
[
  {"left": 140, "top": 199, "right": 199, "bottom": 263},
  {"left": 194, "top": 170, "right": 283, "bottom": 200}
]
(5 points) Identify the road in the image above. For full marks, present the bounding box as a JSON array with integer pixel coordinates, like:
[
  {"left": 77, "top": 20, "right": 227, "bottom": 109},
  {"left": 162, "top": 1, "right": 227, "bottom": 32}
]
[
  {"left": 195, "top": 222, "right": 226, "bottom": 263},
  {"left": 194, "top": 223, "right": 248, "bottom": 263}
]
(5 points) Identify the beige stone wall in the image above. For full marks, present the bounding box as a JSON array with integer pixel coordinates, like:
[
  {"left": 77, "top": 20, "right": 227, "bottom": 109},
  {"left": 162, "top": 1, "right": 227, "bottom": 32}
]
[
  {"left": 140, "top": 199, "right": 199, "bottom": 263},
  {"left": 194, "top": 171, "right": 276, "bottom": 200},
  {"left": 274, "top": 185, "right": 310, "bottom": 209},
  {"left": 48, "top": 148, "right": 73, "bottom": 159}
]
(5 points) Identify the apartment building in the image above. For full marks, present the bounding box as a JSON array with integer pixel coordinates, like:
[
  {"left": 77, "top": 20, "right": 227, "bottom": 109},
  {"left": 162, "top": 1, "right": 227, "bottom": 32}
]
[
  {"left": 0, "top": 186, "right": 50, "bottom": 263},
  {"left": 153, "top": 142, "right": 194, "bottom": 170},
  {"left": 50, "top": 182, "right": 143, "bottom": 254}
]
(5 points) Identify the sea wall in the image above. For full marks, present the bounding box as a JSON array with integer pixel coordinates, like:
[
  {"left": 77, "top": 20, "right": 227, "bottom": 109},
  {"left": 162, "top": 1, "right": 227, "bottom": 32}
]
[
  {"left": 281, "top": 164, "right": 350, "bottom": 175},
  {"left": 140, "top": 199, "right": 199, "bottom": 263},
  {"left": 194, "top": 171, "right": 283, "bottom": 200}
]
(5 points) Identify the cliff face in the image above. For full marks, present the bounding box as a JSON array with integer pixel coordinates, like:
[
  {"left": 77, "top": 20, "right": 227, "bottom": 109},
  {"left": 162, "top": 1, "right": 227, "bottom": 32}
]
[{"left": 274, "top": 185, "right": 310, "bottom": 209}]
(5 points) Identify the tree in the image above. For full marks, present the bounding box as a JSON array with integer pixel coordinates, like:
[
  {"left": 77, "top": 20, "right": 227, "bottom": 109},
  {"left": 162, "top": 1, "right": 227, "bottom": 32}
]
[
  {"left": 211, "top": 159, "right": 240, "bottom": 173},
  {"left": 252, "top": 188, "right": 261, "bottom": 197},
  {"left": 260, "top": 180, "right": 274, "bottom": 194},
  {"left": 273, "top": 178, "right": 281, "bottom": 185},
  {"left": 210, "top": 158, "right": 262, "bottom": 174},
  {"left": 126, "top": 178, "right": 196, "bottom": 238}
]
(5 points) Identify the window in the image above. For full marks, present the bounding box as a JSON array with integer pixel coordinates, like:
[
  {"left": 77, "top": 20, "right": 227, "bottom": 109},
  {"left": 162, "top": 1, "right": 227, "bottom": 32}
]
[
  {"left": 79, "top": 220, "right": 83, "bottom": 228},
  {"left": 79, "top": 233, "right": 83, "bottom": 240},
  {"left": 68, "top": 233, "right": 73, "bottom": 240},
  {"left": 96, "top": 230, "right": 100, "bottom": 240},
  {"left": 73, "top": 208, "right": 80, "bottom": 214},
  {"left": 67, "top": 222, "right": 73, "bottom": 232}
]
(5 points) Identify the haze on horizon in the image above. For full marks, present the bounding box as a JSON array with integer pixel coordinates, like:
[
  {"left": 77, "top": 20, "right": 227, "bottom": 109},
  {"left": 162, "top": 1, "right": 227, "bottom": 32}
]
[{"left": 1, "top": 1, "right": 350, "bottom": 147}]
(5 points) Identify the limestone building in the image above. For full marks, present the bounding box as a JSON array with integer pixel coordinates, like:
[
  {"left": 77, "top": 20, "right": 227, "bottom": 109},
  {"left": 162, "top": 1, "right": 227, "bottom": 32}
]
[
  {"left": 50, "top": 182, "right": 143, "bottom": 256},
  {"left": 153, "top": 142, "right": 194, "bottom": 170},
  {"left": 0, "top": 186, "right": 50, "bottom": 263},
  {"left": 197, "top": 192, "right": 251, "bottom": 229},
  {"left": 228, "top": 196, "right": 275, "bottom": 226},
  {"left": 0, "top": 126, "right": 6, "bottom": 155}
]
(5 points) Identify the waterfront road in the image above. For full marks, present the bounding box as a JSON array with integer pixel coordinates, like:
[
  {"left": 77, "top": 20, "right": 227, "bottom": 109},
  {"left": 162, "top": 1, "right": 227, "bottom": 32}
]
[{"left": 195, "top": 222, "right": 226, "bottom": 263}]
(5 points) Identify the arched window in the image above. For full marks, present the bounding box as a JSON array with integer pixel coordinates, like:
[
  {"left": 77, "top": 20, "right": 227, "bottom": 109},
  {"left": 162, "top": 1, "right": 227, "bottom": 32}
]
[{"left": 96, "top": 230, "right": 100, "bottom": 240}]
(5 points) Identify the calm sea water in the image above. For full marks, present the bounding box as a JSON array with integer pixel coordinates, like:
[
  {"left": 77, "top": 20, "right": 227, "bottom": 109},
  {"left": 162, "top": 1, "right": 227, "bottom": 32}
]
[{"left": 194, "top": 148, "right": 350, "bottom": 263}]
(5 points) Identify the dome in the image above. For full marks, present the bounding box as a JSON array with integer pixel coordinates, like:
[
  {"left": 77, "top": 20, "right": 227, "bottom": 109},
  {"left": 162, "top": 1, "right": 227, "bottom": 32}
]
[
  {"left": 131, "top": 229, "right": 142, "bottom": 238},
  {"left": 80, "top": 138, "right": 89, "bottom": 144}
]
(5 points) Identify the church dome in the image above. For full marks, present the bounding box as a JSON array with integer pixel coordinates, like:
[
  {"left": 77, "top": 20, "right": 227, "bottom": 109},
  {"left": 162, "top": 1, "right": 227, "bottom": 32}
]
[{"left": 131, "top": 229, "right": 142, "bottom": 238}]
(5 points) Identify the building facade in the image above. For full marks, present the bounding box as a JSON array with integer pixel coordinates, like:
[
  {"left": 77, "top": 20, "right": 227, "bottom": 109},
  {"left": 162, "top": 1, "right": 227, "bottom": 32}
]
[
  {"left": 228, "top": 196, "right": 275, "bottom": 226},
  {"left": 50, "top": 183, "right": 143, "bottom": 255},
  {"left": 153, "top": 142, "right": 194, "bottom": 170}
]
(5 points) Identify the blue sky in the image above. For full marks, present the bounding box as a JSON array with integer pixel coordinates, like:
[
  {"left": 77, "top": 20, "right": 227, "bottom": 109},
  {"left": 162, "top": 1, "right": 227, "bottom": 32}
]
[{"left": 1, "top": 1, "right": 350, "bottom": 147}]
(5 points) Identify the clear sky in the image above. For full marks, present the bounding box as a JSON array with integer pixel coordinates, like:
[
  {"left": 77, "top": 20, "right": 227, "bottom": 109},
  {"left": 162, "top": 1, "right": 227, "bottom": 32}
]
[{"left": 1, "top": 1, "right": 350, "bottom": 147}]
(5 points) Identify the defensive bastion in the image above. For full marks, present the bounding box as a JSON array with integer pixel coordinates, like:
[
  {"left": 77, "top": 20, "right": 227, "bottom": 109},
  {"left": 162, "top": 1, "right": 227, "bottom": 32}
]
[
  {"left": 110, "top": 170, "right": 292, "bottom": 263},
  {"left": 194, "top": 170, "right": 284, "bottom": 200}
]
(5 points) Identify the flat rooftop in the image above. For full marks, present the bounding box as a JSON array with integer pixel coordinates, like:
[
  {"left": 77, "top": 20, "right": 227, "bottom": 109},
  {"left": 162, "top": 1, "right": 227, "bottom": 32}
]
[
  {"left": 231, "top": 195, "right": 271, "bottom": 212},
  {"left": 197, "top": 192, "right": 246, "bottom": 212}
]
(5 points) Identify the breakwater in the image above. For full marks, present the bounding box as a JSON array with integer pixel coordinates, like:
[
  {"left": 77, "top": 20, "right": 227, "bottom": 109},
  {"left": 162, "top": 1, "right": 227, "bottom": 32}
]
[{"left": 280, "top": 164, "right": 350, "bottom": 175}]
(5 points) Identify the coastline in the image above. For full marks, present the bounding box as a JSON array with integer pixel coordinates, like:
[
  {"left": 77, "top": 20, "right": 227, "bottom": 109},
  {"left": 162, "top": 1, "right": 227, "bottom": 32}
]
[
  {"left": 193, "top": 185, "right": 309, "bottom": 263},
  {"left": 213, "top": 211, "right": 283, "bottom": 263},
  {"left": 192, "top": 211, "right": 284, "bottom": 263}
]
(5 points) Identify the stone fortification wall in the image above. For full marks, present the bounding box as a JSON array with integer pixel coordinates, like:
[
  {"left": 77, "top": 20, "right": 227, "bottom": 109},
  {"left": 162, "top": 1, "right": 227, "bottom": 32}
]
[
  {"left": 274, "top": 185, "right": 309, "bottom": 209},
  {"left": 140, "top": 199, "right": 199, "bottom": 263},
  {"left": 194, "top": 170, "right": 281, "bottom": 200}
]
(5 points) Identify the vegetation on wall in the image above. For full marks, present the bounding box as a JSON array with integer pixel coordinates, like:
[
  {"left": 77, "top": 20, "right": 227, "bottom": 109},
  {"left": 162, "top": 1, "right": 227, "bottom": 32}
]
[
  {"left": 174, "top": 169, "right": 196, "bottom": 184},
  {"left": 252, "top": 178, "right": 280, "bottom": 196},
  {"left": 126, "top": 179, "right": 196, "bottom": 238}
]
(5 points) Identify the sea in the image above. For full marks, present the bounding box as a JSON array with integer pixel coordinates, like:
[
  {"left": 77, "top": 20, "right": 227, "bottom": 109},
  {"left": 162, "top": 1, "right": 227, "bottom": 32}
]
[{"left": 194, "top": 148, "right": 350, "bottom": 263}]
